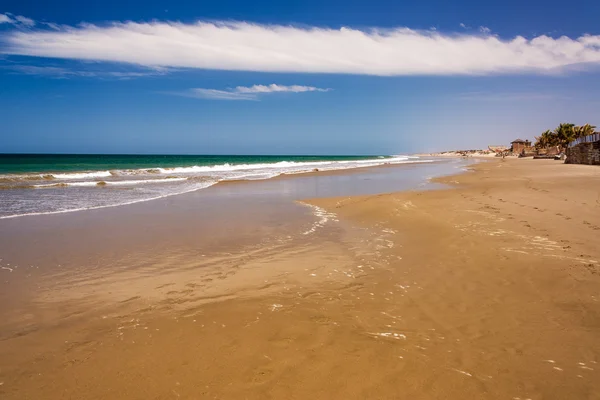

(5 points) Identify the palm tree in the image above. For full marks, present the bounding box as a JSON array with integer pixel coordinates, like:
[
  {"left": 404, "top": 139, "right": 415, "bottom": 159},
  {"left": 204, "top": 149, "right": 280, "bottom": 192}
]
[
  {"left": 533, "top": 123, "right": 597, "bottom": 152},
  {"left": 554, "top": 123, "right": 576, "bottom": 149},
  {"left": 534, "top": 130, "right": 554, "bottom": 149},
  {"left": 574, "top": 124, "right": 597, "bottom": 139},
  {"left": 534, "top": 129, "right": 562, "bottom": 149}
]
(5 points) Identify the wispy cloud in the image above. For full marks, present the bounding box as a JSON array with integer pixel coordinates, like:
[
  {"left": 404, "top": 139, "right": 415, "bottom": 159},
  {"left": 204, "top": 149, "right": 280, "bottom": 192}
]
[
  {"left": 7, "top": 65, "right": 86, "bottom": 77},
  {"left": 2, "top": 64, "right": 167, "bottom": 79},
  {"left": 181, "top": 89, "right": 256, "bottom": 101},
  {"left": 235, "top": 84, "right": 330, "bottom": 94},
  {"left": 14, "top": 15, "right": 35, "bottom": 27},
  {"left": 0, "top": 13, "right": 35, "bottom": 27},
  {"left": 1, "top": 17, "right": 600, "bottom": 76},
  {"left": 174, "top": 84, "right": 331, "bottom": 100}
]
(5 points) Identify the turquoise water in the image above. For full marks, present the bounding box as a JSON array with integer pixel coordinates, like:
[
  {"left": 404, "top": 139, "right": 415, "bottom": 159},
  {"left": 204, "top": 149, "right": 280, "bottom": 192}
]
[
  {"left": 0, "top": 154, "right": 385, "bottom": 174},
  {"left": 0, "top": 153, "right": 429, "bottom": 219}
]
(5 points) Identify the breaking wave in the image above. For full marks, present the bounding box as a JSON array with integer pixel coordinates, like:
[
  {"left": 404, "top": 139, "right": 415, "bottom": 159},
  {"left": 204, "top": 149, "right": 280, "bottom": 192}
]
[
  {"left": 52, "top": 171, "right": 113, "bottom": 180},
  {"left": 33, "top": 177, "right": 188, "bottom": 188},
  {"left": 0, "top": 155, "right": 434, "bottom": 219}
]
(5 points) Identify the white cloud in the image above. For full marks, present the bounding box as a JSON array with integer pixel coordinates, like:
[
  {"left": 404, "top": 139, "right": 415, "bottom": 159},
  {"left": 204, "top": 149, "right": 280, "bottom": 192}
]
[
  {"left": 1, "top": 18, "right": 600, "bottom": 76},
  {"left": 42, "top": 22, "right": 61, "bottom": 30},
  {"left": 184, "top": 89, "right": 256, "bottom": 101},
  {"left": 459, "top": 23, "right": 467, "bottom": 29},
  {"left": 479, "top": 26, "right": 492, "bottom": 35},
  {"left": 3, "top": 64, "right": 167, "bottom": 79},
  {"left": 234, "top": 84, "right": 330, "bottom": 94},
  {"left": 176, "top": 84, "right": 330, "bottom": 100},
  {"left": 0, "top": 13, "right": 36, "bottom": 27},
  {"left": 7, "top": 65, "right": 82, "bottom": 77},
  {"left": 0, "top": 14, "right": 13, "bottom": 24},
  {"left": 14, "top": 15, "right": 35, "bottom": 27}
]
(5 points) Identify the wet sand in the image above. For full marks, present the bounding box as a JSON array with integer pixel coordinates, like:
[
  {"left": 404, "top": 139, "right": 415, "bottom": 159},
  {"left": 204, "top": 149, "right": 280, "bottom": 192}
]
[{"left": 1, "top": 158, "right": 600, "bottom": 399}]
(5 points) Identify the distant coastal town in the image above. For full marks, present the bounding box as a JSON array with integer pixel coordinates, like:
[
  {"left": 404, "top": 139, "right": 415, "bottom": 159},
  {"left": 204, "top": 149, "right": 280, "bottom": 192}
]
[{"left": 419, "top": 123, "right": 600, "bottom": 165}]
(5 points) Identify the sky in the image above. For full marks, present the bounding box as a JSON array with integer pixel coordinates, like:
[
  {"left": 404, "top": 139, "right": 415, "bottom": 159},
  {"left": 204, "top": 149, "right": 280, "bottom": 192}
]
[{"left": 1, "top": 0, "right": 600, "bottom": 155}]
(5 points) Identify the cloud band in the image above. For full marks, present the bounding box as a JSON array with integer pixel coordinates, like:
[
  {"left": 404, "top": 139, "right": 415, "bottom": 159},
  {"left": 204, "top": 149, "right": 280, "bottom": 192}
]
[
  {"left": 1, "top": 17, "right": 600, "bottom": 76},
  {"left": 177, "top": 84, "right": 330, "bottom": 100}
]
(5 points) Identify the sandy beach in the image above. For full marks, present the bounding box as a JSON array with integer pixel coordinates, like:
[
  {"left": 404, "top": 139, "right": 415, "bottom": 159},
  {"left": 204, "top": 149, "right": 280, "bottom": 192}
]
[{"left": 1, "top": 158, "right": 599, "bottom": 399}]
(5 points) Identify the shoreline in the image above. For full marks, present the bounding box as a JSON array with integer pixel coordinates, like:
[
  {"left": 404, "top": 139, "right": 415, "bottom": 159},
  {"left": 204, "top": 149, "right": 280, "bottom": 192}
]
[
  {"left": 413, "top": 151, "right": 499, "bottom": 158},
  {"left": 0, "top": 156, "right": 439, "bottom": 220},
  {"left": 1, "top": 157, "right": 600, "bottom": 399}
]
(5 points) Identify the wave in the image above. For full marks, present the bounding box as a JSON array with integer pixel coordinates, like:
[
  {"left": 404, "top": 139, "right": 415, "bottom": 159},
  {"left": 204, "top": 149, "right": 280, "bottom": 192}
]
[
  {"left": 0, "top": 156, "right": 436, "bottom": 219},
  {"left": 52, "top": 171, "right": 113, "bottom": 180},
  {"left": 0, "top": 156, "right": 414, "bottom": 182},
  {"left": 33, "top": 177, "right": 188, "bottom": 188},
  {"left": 0, "top": 181, "right": 217, "bottom": 220},
  {"left": 0, "top": 174, "right": 55, "bottom": 183},
  {"left": 0, "top": 157, "right": 429, "bottom": 188},
  {"left": 106, "top": 177, "right": 188, "bottom": 186},
  {"left": 154, "top": 157, "right": 410, "bottom": 174},
  {"left": 1, "top": 170, "right": 116, "bottom": 182},
  {"left": 155, "top": 161, "right": 327, "bottom": 174},
  {"left": 1, "top": 157, "right": 431, "bottom": 188}
]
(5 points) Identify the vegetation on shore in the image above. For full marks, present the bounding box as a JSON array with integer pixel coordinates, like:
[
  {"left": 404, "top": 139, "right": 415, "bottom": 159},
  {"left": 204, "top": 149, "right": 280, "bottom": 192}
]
[{"left": 534, "top": 123, "right": 596, "bottom": 149}]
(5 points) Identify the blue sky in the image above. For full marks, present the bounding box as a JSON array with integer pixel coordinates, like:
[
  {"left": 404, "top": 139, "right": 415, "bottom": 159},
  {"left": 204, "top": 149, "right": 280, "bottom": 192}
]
[{"left": 1, "top": 0, "right": 600, "bottom": 155}]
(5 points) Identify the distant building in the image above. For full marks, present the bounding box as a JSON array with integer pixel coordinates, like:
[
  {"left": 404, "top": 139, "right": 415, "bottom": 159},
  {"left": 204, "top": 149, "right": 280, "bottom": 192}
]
[{"left": 510, "top": 139, "right": 532, "bottom": 155}]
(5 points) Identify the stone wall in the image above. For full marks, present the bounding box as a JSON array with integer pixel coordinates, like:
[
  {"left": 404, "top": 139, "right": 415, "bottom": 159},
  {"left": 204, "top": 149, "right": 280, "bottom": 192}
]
[{"left": 565, "top": 141, "right": 600, "bottom": 165}]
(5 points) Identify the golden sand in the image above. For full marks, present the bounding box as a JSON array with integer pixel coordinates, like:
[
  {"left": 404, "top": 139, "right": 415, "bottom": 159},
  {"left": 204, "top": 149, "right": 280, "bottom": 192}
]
[{"left": 1, "top": 158, "right": 599, "bottom": 399}]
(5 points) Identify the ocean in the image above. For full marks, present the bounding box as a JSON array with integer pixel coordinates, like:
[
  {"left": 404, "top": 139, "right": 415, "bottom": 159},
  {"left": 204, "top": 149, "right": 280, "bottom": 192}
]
[{"left": 0, "top": 154, "right": 431, "bottom": 219}]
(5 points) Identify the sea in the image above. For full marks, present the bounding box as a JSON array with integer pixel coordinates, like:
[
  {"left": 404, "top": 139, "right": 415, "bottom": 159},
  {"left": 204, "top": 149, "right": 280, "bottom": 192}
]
[{"left": 0, "top": 154, "right": 432, "bottom": 219}]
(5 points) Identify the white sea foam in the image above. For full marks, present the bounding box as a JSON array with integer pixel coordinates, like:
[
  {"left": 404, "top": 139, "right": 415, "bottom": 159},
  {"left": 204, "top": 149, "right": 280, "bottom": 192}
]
[
  {"left": 0, "top": 181, "right": 217, "bottom": 219},
  {"left": 156, "top": 161, "right": 315, "bottom": 174},
  {"left": 300, "top": 204, "right": 338, "bottom": 235},
  {"left": 368, "top": 332, "right": 407, "bottom": 340},
  {"left": 105, "top": 178, "right": 188, "bottom": 185},
  {"left": 0, "top": 157, "right": 433, "bottom": 184},
  {"left": 0, "top": 156, "right": 439, "bottom": 219},
  {"left": 33, "top": 177, "right": 187, "bottom": 188},
  {"left": 155, "top": 157, "right": 413, "bottom": 174},
  {"left": 452, "top": 369, "right": 473, "bottom": 377},
  {"left": 52, "top": 171, "right": 113, "bottom": 179}
]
